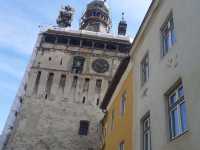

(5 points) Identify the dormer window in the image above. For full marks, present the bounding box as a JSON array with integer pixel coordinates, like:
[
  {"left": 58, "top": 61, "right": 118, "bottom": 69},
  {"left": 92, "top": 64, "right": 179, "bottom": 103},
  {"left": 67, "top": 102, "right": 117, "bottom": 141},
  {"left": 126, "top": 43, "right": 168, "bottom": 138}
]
[{"left": 71, "top": 56, "right": 85, "bottom": 74}]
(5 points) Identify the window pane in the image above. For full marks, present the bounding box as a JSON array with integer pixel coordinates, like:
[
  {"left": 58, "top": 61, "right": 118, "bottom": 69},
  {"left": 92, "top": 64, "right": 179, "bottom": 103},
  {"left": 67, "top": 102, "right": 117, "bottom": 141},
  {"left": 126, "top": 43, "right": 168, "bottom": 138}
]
[
  {"left": 143, "top": 115, "right": 151, "bottom": 150},
  {"left": 170, "top": 94, "right": 176, "bottom": 106},
  {"left": 144, "top": 132, "right": 150, "bottom": 150},
  {"left": 178, "top": 86, "right": 184, "bottom": 98},
  {"left": 171, "top": 108, "right": 179, "bottom": 137},
  {"left": 180, "top": 102, "right": 187, "bottom": 132},
  {"left": 172, "top": 29, "right": 176, "bottom": 45},
  {"left": 161, "top": 13, "right": 175, "bottom": 57}
]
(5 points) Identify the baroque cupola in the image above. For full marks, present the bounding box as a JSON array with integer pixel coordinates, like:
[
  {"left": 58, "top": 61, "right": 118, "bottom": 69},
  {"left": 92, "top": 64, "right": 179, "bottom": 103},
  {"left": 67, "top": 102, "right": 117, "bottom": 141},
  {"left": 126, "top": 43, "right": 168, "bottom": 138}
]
[
  {"left": 80, "top": 0, "right": 112, "bottom": 33},
  {"left": 57, "top": 5, "right": 75, "bottom": 27}
]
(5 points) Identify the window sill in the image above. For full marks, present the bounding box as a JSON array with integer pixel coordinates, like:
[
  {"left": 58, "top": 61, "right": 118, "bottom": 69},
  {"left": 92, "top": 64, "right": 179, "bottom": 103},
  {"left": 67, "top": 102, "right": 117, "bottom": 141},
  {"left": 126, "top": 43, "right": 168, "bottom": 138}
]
[{"left": 170, "top": 130, "right": 189, "bottom": 142}]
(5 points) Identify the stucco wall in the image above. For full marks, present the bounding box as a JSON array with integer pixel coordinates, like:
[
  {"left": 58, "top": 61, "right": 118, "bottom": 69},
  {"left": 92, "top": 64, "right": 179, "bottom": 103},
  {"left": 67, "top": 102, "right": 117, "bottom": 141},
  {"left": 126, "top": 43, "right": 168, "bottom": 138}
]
[
  {"left": 102, "top": 65, "right": 134, "bottom": 150},
  {"left": 132, "top": 0, "right": 200, "bottom": 150}
]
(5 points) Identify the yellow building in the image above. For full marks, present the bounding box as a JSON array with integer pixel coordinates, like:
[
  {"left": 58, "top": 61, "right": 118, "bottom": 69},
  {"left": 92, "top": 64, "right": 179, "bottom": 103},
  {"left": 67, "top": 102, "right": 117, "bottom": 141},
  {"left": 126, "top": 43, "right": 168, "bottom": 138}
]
[{"left": 100, "top": 57, "right": 134, "bottom": 150}]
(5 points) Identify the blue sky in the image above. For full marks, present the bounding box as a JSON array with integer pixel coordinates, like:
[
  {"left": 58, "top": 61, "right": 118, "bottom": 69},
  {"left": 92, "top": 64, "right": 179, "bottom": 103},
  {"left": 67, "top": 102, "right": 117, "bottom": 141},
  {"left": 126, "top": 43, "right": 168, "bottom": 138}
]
[{"left": 0, "top": 0, "right": 151, "bottom": 134}]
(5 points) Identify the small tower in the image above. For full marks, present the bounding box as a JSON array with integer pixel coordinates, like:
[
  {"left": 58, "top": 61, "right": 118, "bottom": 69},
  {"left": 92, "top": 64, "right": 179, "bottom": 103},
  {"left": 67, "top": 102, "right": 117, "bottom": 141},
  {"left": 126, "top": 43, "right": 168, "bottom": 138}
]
[
  {"left": 118, "top": 12, "right": 127, "bottom": 36},
  {"left": 80, "top": 0, "right": 112, "bottom": 33},
  {"left": 57, "top": 5, "right": 74, "bottom": 27}
]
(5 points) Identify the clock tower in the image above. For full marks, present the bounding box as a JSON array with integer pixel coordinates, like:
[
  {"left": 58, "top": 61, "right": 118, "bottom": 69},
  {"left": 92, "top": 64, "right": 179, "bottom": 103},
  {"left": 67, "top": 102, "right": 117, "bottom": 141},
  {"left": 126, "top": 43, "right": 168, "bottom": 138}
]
[{"left": 2, "top": 1, "right": 131, "bottom": 150}]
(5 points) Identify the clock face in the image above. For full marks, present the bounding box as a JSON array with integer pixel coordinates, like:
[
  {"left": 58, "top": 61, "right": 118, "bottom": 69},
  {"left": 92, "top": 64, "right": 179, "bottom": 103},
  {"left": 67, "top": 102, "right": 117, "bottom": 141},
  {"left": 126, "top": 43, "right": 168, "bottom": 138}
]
[{"left": 92, "top": 59, "right": 109, "bottom": 73}]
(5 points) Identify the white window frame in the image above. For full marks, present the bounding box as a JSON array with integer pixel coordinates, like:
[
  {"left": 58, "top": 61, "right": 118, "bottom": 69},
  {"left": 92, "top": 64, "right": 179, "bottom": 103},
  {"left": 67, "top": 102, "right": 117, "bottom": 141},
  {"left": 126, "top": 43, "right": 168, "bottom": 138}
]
[
  {"left": 168, "top": 83, "right": 188, "bottom": 140},
  {"left": 142, "top": 114, "right": 151, "bottom": 150},
  {"left": 161, "top": 12, "right": 176, "bottom": 57}
]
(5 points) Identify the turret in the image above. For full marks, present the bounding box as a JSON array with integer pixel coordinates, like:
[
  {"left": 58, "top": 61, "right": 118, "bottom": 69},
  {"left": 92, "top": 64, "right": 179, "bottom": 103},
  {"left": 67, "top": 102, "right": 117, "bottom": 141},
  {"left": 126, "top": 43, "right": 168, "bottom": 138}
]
[
  {"left": 118, "top": 12, "right": 127, "bottom": 36},
  {"left": 57, "top": 5, "right": 74, "bottom": 27}
]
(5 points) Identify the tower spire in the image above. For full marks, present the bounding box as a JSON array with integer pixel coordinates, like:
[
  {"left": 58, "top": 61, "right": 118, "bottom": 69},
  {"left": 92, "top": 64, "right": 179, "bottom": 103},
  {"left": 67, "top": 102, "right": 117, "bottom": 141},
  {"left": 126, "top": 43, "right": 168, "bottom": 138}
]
[{"left": 118, "top": 12, "right": 127, "bottom": 36}]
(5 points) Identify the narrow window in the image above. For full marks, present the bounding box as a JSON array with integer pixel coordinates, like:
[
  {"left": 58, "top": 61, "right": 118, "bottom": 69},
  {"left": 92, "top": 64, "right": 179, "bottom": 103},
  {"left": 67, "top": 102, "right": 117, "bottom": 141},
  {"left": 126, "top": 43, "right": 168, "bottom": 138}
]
[
  {"left": 167, "top": 82, "right": 187, "bottom": 139},
  {"left": 71, "top": 56, "right": 85, "bottom": 74},
  {"left": 72, "top": 76, "right": 78, "bottom": 88},
  {"left": 82, "top": 97, "right": 86, "bottom": 104},
  {"left": 107, "top": 43, "right": 117, "bottom": 51},
  {"left": 60, "top": 58, "right": 63, "bottom": 65},
  {"left": 161, "top": 12, "right": 176, "bottom": 57},
  {"left": 96, "top": 79, "right": 102, "bottom": 91},
  {"left": 34, "top": 71, "right": 41, "bottom": 94},
  {"left": 142, "top": 113, "right": 151, "bottom": 150},
  {"left": 96, "top": 98, "right": 100, "bottom": 106},
  {"left": 70, "top": 37, "right": 80, "bottom": 46},
  {"left": 141, "top": 53, "right": 149, "bottom": 86},
  {"left": 120, "top": 92, "right": 126, "bottom": 116},
  {"left": 119, "top": 141, "right": 125, "bottom": 150},
  {"left": 111, "top": 109, "right": 115, "bottom": 130},
  {"left": 94, "top": 41, "right": 105, "bottom": 49},
  {"left": 59, "top": 74, "right": 66, "bottom": 92},
  {"left": 19, "top": 97, "right": 23, "bottom": 104},
  {"left": 83, "top": 78, "right": 90, "bottom": 92},
  {"left": 82, "top": 39, "right": 93, "bottom": 48},
  {"left": 45, "top": 35, "right": 56, "bottom": 44},
  {"left": 79, "top": 120, "right": 90, "bottom": 136},
  {"left": 45, "top": 73, "right": 54, "bottom": 96},
  {"left": 49, "top": 57, "right": 52, "bottom": 61},
  {"left": 57, "top": 35, "right": 68, "bottom": 44}
]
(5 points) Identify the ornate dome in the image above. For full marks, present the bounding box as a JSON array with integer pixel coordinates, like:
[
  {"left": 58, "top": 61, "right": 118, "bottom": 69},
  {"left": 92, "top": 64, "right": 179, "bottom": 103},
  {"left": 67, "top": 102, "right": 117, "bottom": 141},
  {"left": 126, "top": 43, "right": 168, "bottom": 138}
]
[
  {"left": 80, "top": 0, "right": 112, "bottom": 33},
  {"left": 87, "top": 0, "right": 109, "bottom": 12}
]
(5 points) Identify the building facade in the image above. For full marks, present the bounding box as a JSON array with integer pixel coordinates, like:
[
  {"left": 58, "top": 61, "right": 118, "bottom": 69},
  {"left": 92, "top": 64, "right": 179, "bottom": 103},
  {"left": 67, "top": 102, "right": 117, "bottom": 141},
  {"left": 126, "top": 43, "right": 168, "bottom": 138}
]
[
  {"left": 100, "top": 58, "right": 134, "bottom": 150},
  {"left": 131, "top": 0, "right": 200, "bottom": 150},
  {"left": 1, "top": 1, "right": 131, "bottom": 150}
]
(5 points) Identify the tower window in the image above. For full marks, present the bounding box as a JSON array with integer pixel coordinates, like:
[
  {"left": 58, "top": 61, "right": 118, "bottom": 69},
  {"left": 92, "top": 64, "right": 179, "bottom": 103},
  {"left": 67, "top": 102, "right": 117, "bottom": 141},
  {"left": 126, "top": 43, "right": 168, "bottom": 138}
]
[
  {"left": 57, "top": 35, "right": 68, "bottom": 44},
  {"left": 59, "top": 74, "right": 66, "bottom": 92},
  {"left": 96, "top": 79, "right": 102, "bottom": 91},
  {"left": 44, "top": 35, "right": 56, "bottom": 44},
  {"left": 79, "top": 120, "right": 90, "bottom": 136},
  {"left": 45, "top": 73, "right": 54, "bottom": 96},
  {"left": 82, "top": 39, "right": 93, "bottom": 48},
  {"left": 82, "top": 97, "right": 86, "bottom": 104},
  {"left": 71, "top": 56, "right": 85, "bottom": 74},
  {"left": 97, "top": 12, "right": 100, "bottom": 17},
  {"left": 83, "top": 78, "right": 90, "bottom": 92},
  {"left": 72, "top": 76, "right": 78, "bottom": 88},
  {"left": 96, "top": 98, "right": 100, "bottom": 106},
  {"left": 119, "top": 44, "right": 130, "bottom": 53},
  {"left": 34, "top": 71, "right": 41, "bottom": 94},
  {"left": 70, "top": 37, "right": 80, "bottom": 46},
  {"left": 94, "top": 41, "right": 105, "bottom": 49},
  {"left": 92, "top": 11, "right": 97, "bottom": 16},
  {"left": 107, "top": 43, "right": 117, "bottom": 51}
]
